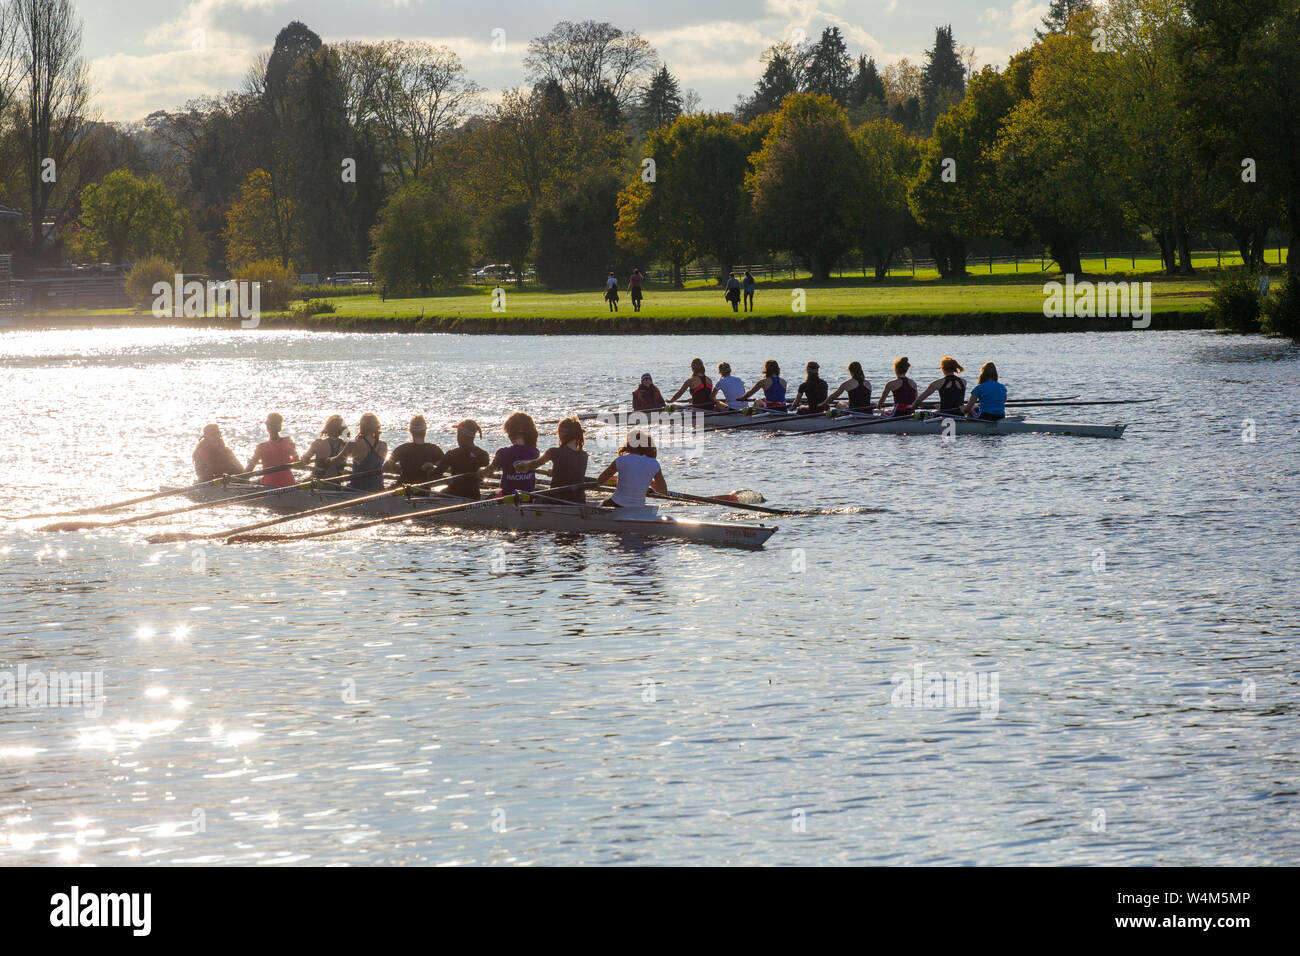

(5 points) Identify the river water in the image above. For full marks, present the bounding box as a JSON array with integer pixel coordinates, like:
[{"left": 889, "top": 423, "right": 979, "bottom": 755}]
[{"left": 0, "top": 327, "right": 1297, "bottom": 865}]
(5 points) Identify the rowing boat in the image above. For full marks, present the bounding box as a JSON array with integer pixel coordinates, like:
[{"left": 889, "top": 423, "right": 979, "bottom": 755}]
[
  {"left": 681, "top": 409, "right": 1125, "bottom": 438},
  {"left": 162, "top": 483, "right": 779, "bottom": 549}
]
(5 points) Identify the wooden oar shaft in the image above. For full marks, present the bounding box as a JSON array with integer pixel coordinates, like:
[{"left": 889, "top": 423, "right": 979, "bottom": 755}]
[
  {"left": 39, "top": 462, "right": 314, "bottom": 518},
  {"left": 651, "top": 489, "right": 790, "bottom": 515}
]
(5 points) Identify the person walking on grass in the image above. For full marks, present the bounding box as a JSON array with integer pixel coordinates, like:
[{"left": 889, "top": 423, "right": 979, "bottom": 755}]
[
  {"left": 629, "top": 269, "right": 645, "bottom": 312},
  {"left": 724, "top": 272, "right": 742, "bottom": 312},
  {"left": 742, "top": 271, "right": 756, "bottom": 311},
  {"left": 604, "top": 272, "right": 620, "bottom": 312}
]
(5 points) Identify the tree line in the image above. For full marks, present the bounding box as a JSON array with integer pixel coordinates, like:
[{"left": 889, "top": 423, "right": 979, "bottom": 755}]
[{"left": 0, "top": 0, "right": 1296, "bottom": 297}]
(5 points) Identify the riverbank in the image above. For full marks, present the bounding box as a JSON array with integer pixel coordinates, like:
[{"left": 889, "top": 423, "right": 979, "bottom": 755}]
[
  {"left": 1, "top": 310, "right": 1214, "bottom": 334},
  {"left": 4, "top": 272, "right": 1220, "bottom": 333}
]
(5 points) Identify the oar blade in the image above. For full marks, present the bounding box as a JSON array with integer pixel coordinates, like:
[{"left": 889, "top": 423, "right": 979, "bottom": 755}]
[
  {"left": 37, "top": 520, "right": 103, "bottom": 533},
  {"left": 145, "top": 531, "right": 206, "bottom": 544}
]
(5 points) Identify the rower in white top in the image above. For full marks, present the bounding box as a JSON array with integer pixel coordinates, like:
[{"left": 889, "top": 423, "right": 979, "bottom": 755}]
[
  {"left": 596, "top": 429, "right": 667, "bottom": 508},
  {"left": 712, "top": 362, "right": 748, "bottom": 410}
]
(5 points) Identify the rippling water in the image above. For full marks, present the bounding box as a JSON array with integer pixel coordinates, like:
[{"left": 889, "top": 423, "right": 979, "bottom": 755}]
[{"left": 1, "top": 327, "right": 1297, "bottom": 865}]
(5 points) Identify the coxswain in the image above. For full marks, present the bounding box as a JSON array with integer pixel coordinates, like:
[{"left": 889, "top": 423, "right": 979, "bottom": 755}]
[{"left": 631, "top": 373, "right": 665, "bottom": 411}]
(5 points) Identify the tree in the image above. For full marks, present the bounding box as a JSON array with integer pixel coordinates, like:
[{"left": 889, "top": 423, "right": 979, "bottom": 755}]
[
  {"left": 920, "top": 25, "right": 966, "bottom": 131},
  {"left": 73, "top": 170, "right": 185, "bottom": 264},
  {"left": 639, "top": 66, "right": 683, "bottom": 131},
  {"left": 1180, "top": 0, "right": 1300, "bottom": 276},
  {"left": 804, "top": 27, "right": 853, "bottom": 105},
  {"left": 484, "top": 201, "right": 533, "bottom": 288},
  {"left": 747, "top": 93, "right": 863, "bottom": 282},
  {"left": 15, "top": 0, "right": 94, "bottom": 253},
  {"left": 736, "top": 44, "right": 803, "bottom": 120},
  {"left": 855, "top": 121, "right": 921, "bottom": 279},
  {"left": 883, "top": 58, "right": 923, "bottom": 133},
  {"left": 532, "top": 173, "right": 627, "bottom": 288},
  {"left": 1037, "top": 0, "right": 1095, "bottom": 38},
  {"left": 524, "top": 20, "right": 658, "bottom": 111},
  {"left": 618, "top": 113, "right": 759, "bottom": 281},
  {"left": 224, "top": 169, "right": 296, "bottom": 268},
  {"left": 369, "top": 178, "right": 471, "bottom": 292},
  {"left": 849, "top": 56, "right": 887, "bottom": 114}
]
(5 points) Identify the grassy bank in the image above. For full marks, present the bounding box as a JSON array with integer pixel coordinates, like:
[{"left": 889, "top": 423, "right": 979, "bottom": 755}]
[{"left": 11, "top": 266, "right": 1233, "bottom": 333}]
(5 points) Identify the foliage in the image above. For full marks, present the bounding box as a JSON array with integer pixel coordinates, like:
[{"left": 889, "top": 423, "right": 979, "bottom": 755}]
[
  {"left": 123, "top": 255, "right": 179, "bottom": 310},
  {"left": 1261, "top": 273, "right": 1300, "bottom": 340},
  {"left": 1208, "top": 270, "right": 1263, "bottom": 332},
  {"left": 73, "top": 170, "right": 185, "bottom": 265},
  {"left": 369, "top": 179, "right": 471, "bottom": 293},
  {"left": 293, "top": 298, "right": 337, "bottom": 316},
  {"left": 224, "top": 169, "right": 296, "bottom": 268},
  {"left": 233, "top": 259, "right": 300, "bottom": 312}
]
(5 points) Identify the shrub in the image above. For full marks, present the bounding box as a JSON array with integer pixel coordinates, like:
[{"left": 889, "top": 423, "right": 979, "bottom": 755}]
[
  {"left": 1261, "top": 273, "right": 1300, "bottom": 341},
  {"left": 232, "top": 259, "right": 298, "bottom": 312},
  {"left": 293, "top": 298, "right": 336, "bottom": 317},
  {"left": 370, "top": 180, "right": 471, "bottom": 293},
  {"left": 1207, "top": 270, "right": 1262, "bottom": 333},
  {"left": 124, "top": 256, "right": 179, "bottom": 311}
]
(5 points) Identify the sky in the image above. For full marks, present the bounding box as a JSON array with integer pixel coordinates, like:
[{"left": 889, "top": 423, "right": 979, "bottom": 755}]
[{"left": 81, "top": 0, "right": 1051, "bottom": 122}]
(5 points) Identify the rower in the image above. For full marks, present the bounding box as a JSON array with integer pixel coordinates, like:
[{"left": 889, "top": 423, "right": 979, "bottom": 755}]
[
  {"left": 916, "top": 357, "right": 967, "bottom": 415},
  {"left": 712, "top": 362, "right": 747, "bottom": 410},
  {"left": 825, "top": 362, "right": 872, "bottom": 413},
  {"left": 739, "top": 360, "right": 787, "bottom": 409},
  {"left": 192, "top": 424, "right": 243, "bottom": 481},
  {"left": 385, "top": 415, "right": 444, "bottom": 488},
  {"left": 964, "top": 362, "right": 1007, "bottom": 421},
  {"left": 430, "top": 420, "right": 490, "bottom": 499},
  {"left": 245, "top": 413, "right": 299, "bottom": 487},
  {"left": 332, "top": 413, "right": 387, "bottom": 491},
  {"left": 484, "top": 412, "right": 540, "bottom": 496},
  {"left": 595, "top": 429, "right": 667, "bottom": 508},
  {"left": 300, "top": 415, "right": 348, "bottom": 480},
  {"left": 790, "top": 361, "right": 829, "bottom": 415},
  {"left": 668, "top": 358, "right": 714, "bottom": 409},
  {"left": 877, "top": 357, "right": 919, "bottom": 417},
  {"left": 631, "top": 373, "right": 665, "bottom": 412},
  {"left": 515, "top": 417, "right": 589, "bottom": 503}
]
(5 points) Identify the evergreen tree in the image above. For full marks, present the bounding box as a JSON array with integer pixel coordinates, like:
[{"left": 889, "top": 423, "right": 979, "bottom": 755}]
[
  {"left": 849, "top": 56, "right": 887, "bottom": 111},
  {"left": 920, "top": 25, "right": 966, "bottom": 131},
  {"left": 640, "top": 66, "right": 684, "bottom": 131},
  {"left": 748, "top": 52, "right": 799, "bottom": 116},
  {"left": 1036, "top": 0, "right": 1094, "bottom": 39},
  {"left": 804, "top": 27, "right": 853, "bottom": 105}
]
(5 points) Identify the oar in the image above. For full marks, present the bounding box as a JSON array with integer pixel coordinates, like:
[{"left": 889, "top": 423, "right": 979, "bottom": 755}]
[
  {"left": 25, "top": 462, "right": 313, "bottom": 519},
  {"left": 150, "top": 469, "right": 487, "bottom": 544},
  {"left": 1002, "top": 398, "right": 1156, "bottom": 407},
  {"left": 39, "top": 471, "right": 382, "bottom": 533},
  {"left": 649, "top": 489, "right": 791, "bottom": 516},
  {"left": 228, "top": 482, "right": 597, "bottom": 544},
  {"left": 776, "top": 413, "right": 926, "bottom": 436}
]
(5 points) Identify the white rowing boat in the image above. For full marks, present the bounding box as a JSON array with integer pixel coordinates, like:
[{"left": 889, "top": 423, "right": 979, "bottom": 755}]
[
  {"left": 163, "top": 483, "right": 779, "bottom": 549},
  {"left": 678, "top": 408, "right": 1126, "bottom": 438}
]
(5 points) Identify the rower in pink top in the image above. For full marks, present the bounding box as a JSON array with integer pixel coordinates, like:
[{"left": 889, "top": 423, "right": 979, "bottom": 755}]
[{"left": 246, "top": 412, "right": 298, "bottom": 486}]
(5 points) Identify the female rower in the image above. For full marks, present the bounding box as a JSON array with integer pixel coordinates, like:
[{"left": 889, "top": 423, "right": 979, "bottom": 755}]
[
  {"left": 739, "top": 360, "right": 787, "bottom": 409},
  {"left": 430, "top": 420, "right": 490, "bottom": 499},
  {"left": 790, "top": 361, "right": 829, "bottom": 415},
  {"left": 825, "top": 362, "right": 872, "bottom": 413},
  {"left": 515, "top": 417, "right": 589, "bottom": 504},
  {"left": 332, "top": 413, "right": 387, "bottom": 491},
  {"left": 385, "top": 415, "right": 444, "bottom": 486},
  {"left": 712, "top": 362, "right": 747, "bottom": 410},
  {"left": 668, "top": 358, "right": 714, "bottom": 409},
  {"left": 631, "top": 373, "right": 664, "bottom": 411},
  {"left": 300, "top": 414, "right": 348, "bottom": 480},
  {"left": 595, "top": 429, "right": 667, "bottom": 508},
  {"left": 877, "top": 357, "right": 919, "bottom": 417},
  {"left": 915, "top": 357, "right": 968, "bottom": 415},
  {"left": 964, "top": 362, "right": 1007, "bottom": 421},
  {"left": 484, "top": 412, "right": 540, "bottom": 496},
  {"left": 246, "top": 412, "right": 299, "bottom": 487}
]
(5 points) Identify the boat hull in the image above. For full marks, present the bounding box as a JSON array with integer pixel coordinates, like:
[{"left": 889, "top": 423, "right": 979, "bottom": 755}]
[
  {"left": 694, "top": 410, "right": 1125, "bottom": 438},
  {"left": 164, "top": 484, "right": 778, "bottom": 549}
]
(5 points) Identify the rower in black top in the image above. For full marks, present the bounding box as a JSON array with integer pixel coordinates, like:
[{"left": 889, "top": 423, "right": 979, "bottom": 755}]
[
  {"left": 430, "top": 420, "right": 490, "bottom": 499},
  {"left": 385, "top": 415, "right": 444, "bottom": 489},
  {"left": 514, "top": 417, "right": 590, "bottom": 504},
  {"left": 916, "top": 357, "right": 968, "bottom": 413},
  {"left": 826, "top": 361, "right": 872, "bottom": 412},
  {"left": 791, "top": 361, "right": 829, "bottom": 415}
]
